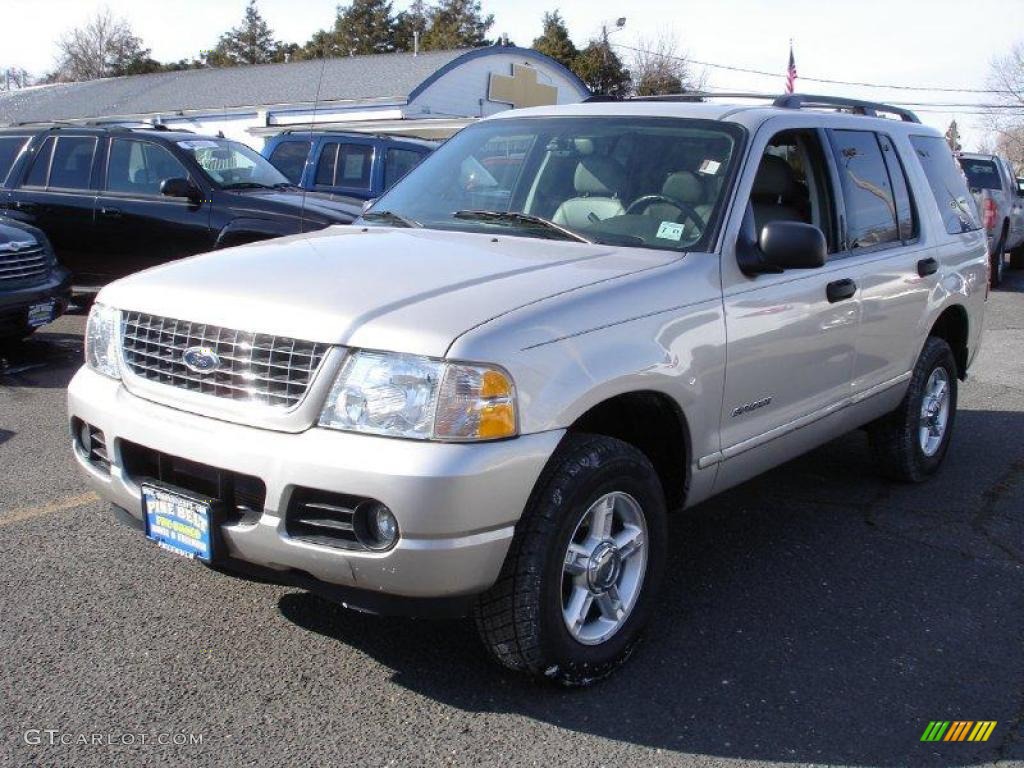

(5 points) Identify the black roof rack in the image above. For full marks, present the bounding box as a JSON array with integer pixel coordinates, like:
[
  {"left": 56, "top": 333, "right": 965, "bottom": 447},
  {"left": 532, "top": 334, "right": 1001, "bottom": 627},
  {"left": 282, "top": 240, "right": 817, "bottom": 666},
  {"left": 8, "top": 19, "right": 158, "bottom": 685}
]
[{"left": 584, "top": 91, "right": 921, "bottom": 123}]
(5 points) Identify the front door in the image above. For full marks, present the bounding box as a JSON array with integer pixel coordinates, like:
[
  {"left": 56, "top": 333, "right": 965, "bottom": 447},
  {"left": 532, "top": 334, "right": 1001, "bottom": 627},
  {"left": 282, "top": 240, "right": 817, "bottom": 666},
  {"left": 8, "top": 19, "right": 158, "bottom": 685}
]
[
  {"left": 92, "top": 137, "right": 213, "bottom": 283},
  {"left": 715, "top": 121, "right": 862, "bottom": 490}
]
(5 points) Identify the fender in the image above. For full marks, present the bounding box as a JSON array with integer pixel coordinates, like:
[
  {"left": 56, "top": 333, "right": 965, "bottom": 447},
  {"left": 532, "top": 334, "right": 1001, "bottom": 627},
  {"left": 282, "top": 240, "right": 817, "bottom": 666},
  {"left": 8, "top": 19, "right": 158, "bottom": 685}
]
[{"left": 215, "top": 218, "right": 293, "bottom": 249}]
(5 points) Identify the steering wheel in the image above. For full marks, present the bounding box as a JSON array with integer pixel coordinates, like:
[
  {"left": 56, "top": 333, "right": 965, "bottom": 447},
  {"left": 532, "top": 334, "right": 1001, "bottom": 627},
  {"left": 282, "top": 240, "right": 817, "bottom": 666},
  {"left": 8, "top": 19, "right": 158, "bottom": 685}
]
[{"left": 625, "top": 194, "right": 705, "bottom": 237}]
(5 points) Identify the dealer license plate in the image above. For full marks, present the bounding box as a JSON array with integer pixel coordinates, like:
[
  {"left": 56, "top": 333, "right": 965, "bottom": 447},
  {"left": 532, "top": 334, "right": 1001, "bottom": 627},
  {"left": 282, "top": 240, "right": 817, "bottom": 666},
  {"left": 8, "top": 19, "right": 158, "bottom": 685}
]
[
  {"left": 143, "top": 484, "right": 215, "bottom": 561},
  {"left": 26, "top": 300, "right": 56, "bottom": 328}
]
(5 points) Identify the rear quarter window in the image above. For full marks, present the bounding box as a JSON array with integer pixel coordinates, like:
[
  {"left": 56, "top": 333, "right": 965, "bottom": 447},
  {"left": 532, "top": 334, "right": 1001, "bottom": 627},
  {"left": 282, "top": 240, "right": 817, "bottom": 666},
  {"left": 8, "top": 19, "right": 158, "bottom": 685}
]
[
  {"left": 910, "top": 136, "right": 980, "bottom": 235},
  {"left": 0, "top": 136, "right": 30, "bottom": 185}
]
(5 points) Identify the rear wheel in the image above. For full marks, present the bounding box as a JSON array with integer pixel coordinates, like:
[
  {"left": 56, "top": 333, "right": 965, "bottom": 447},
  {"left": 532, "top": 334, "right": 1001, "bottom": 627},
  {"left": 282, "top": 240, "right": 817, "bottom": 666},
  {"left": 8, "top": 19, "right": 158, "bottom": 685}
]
[
  {"left": 474, "top": 434, "right": 667, "bottom": 686},
  {"left": 990, "top": 224, "right": 1007, "bottom": 287},
  {"left": 868, "top": 336, "right": 958, "bottom": 482}
]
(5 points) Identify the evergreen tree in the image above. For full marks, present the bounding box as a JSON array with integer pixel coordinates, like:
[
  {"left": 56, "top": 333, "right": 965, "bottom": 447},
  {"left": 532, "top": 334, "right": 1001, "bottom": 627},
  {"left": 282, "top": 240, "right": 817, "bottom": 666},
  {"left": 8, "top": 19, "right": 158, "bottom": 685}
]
[
  {"left": 420, "top": 0, "right": 494, "bottom": 50},
  {"left": 572, "top": 40, "right": 630, "bottom": 97},
  {"left": 393, "top": 0, "right": 429, "bottom": 51},
  {"left": 302, "top": 0, "right": 396, "bottom": 58},
  {"left": 531, "top": 11, "right": 577, "bottom": 69},
  {"left": 206, "top": 0, "right": 281, "bottom": 67}
]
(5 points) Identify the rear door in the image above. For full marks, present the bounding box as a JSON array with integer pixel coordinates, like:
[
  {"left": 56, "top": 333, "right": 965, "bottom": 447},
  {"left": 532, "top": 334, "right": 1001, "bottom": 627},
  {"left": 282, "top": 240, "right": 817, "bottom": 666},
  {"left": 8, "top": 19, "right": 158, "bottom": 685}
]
[
  {"left": 91, "top": 136, "right": 213, "bottom": 282},
  {"left": 7, "top": 133, "right": 100, "bottom": 277},
  {"left": 824, "top": 128, "right": 935, "bottom": 396}
]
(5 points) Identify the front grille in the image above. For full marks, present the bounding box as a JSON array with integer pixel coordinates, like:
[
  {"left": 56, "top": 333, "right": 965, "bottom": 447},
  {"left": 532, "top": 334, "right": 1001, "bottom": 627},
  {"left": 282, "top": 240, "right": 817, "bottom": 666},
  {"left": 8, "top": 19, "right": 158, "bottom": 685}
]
[
  {"left": 121, "top": 311, "right": 330, "bottom": 409},
  {"left": 0, "top": 247, "right": 48, "bottom": 284},
  {"left": 120, "top": 440, "right": 266, "bottom": 522}
]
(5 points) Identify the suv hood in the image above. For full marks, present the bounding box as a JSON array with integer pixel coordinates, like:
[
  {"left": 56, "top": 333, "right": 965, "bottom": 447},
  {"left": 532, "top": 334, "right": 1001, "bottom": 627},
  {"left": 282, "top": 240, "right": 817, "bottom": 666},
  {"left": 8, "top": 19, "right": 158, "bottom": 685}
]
[
  {"left": 230, "top": 187, "right": 361, "bottom": 222},
  {"left": 100, "top": 226, "right": 679, "bottom": 357}
]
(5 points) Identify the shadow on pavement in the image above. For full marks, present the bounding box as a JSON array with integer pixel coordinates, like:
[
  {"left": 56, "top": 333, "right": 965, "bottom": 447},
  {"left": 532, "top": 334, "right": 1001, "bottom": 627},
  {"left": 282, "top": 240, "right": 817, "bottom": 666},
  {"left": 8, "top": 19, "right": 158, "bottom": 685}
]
[
  {"left": 279, "top": 408, "right": 1024, "bottom": 767},
  {"left": 0, "top": 332, "right": 83, "bottom": 390}
]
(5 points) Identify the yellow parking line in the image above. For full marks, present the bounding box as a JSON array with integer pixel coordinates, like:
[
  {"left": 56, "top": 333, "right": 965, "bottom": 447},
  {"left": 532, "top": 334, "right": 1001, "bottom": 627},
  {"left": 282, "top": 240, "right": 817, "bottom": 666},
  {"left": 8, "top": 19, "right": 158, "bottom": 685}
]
[{"left": 0, "top": 492, "right": 99, "bottom": 528}]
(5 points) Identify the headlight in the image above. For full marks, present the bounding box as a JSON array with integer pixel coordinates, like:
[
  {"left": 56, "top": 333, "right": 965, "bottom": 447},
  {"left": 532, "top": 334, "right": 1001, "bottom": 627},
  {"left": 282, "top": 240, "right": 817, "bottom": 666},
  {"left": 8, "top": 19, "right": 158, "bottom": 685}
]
[
  {"left": 85, "top": 303, "right": 121, "bottom": 379},
  {"left": 318, "top": 351, "right": 517, "bottom": 441}
]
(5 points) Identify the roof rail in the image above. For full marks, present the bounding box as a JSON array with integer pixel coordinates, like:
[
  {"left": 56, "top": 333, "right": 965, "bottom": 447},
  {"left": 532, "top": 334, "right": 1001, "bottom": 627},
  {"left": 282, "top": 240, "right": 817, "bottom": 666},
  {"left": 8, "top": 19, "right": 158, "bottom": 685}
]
[
  {"left": 772, "top": 93, "right": 920, "bottom": 123},
  {"left": 583, "top": 91, "right": 921, "bottom": 123}
]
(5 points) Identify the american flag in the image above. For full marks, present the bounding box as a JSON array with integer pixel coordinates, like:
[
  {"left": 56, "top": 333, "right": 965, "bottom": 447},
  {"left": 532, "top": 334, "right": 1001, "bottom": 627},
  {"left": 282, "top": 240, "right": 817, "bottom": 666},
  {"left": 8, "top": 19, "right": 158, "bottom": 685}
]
[{"left": 785, "top": 44, "right": 797, "bottom": 94}]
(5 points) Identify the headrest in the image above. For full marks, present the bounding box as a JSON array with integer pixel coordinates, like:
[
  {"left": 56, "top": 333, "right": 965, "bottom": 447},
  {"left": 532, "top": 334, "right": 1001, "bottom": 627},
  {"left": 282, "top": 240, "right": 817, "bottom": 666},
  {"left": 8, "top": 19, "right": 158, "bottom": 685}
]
[
  {"left": 752, "top": 154, "right": 794, "bottom": 198},
  {"left": 662, "top": 171, "right": 703, "bottom": 204},
  {"left": 573, "top": 138, "right": 595, "bottom": 156},
  {"left": 574, "top": 156, "right": 625, "bottom": 196}
]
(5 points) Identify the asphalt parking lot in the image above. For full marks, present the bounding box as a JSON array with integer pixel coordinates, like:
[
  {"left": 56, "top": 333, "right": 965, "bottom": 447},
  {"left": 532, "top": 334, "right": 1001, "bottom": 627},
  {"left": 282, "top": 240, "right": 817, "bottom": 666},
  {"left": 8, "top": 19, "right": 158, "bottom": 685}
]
[{"left": 1, "top": 275, "right": 1022, "bottom": 768}]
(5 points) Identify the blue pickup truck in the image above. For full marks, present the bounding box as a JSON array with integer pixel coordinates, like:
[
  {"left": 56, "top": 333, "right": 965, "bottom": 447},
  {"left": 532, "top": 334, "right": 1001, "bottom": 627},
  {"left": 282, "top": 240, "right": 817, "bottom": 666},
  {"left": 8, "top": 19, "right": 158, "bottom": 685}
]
[{"left": 262, "top": 132, "right": 437, "bottom": 202}]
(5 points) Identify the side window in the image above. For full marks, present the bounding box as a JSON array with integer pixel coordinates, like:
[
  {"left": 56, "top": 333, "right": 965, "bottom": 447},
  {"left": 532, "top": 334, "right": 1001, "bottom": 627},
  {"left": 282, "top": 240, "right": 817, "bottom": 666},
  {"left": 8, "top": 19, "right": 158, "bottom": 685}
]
[
  {"left": 877, "top": 135, "right": 916, "bottom": 241},
  {"left": 910, "top": 135, "right": 980, "bottom": 234},
  {"left": 0, "top": 136, "right": 30, "bottom": 185},
  {"left": 829, "top": 129, "right": 899, "bottom": 250},
  {"left": 384, "top": 147, "right": 425, "bottom": 190},
  {"left": 23, "top": 136, "right": 55, "bottom": 188},
  {"left": 749, "top": 129, "right": 837, "bottom": 253},
  {"left": 106, "top": 138, "right": 190, "bottom": 196},
  {"left": 337, "top": 144, "right": 373, "bottom": 190},
  {"left": 314, "top": 142, "right": 338, "bottom": 186},
  {"left": 267, "top": 140, "right": 310, "bottom": 184},
  {"left": 47, "top": 136, "right": 98, "bottom": 190}
]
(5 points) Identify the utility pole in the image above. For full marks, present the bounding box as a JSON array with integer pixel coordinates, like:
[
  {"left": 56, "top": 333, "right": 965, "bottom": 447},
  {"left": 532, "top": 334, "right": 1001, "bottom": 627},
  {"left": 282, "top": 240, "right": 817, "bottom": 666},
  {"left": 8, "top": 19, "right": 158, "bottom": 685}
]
[{"left": 601, "top": 17, "right": 626, "bottom": 64}]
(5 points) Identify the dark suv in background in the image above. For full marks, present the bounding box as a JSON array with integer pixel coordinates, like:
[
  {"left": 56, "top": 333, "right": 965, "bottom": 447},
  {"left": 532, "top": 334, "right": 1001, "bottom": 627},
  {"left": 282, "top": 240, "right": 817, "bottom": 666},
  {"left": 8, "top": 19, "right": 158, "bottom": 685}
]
[
  {"left": 263, "top": 131, "right": 436, "bottom": 202},
  {"left": 0, "top": 126, "right": 361, "bottom": 287},
  {"left": 0, "top": 218, "right": 70, "bottom": 341}
]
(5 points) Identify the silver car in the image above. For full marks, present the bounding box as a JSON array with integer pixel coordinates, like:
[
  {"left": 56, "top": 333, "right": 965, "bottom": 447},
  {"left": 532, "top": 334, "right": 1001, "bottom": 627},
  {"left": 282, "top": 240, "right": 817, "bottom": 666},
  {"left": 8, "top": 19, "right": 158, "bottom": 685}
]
[
  {"left": 957, "top": 152, "right": 1024, "bottom": 285},
  {"left": 68, "top": 95, "right": 988, "bottom": 685}
]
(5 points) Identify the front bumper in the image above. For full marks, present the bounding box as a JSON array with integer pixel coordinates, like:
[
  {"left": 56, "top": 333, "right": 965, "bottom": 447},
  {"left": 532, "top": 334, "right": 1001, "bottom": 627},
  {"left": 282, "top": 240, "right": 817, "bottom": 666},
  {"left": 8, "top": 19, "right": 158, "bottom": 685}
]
[
  {"left": 68, "top": 366, "right": 563, "bottom": 603},
  {"left": 0, "top": 267, "right": 72, "bottom": 337}
]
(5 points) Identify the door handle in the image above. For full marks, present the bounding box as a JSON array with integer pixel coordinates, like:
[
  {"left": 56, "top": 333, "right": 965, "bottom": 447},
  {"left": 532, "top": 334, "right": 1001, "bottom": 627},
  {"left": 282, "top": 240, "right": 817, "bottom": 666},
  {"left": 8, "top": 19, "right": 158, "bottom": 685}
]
[
  {"left": 826, "top": 278, "right": 857, "bottom": 303},
  {"left": 99, "top": 207, "right": 121, "bottom": 218},
  {"left": 917, "top": 257, "right": 939, "bottom": 277}
]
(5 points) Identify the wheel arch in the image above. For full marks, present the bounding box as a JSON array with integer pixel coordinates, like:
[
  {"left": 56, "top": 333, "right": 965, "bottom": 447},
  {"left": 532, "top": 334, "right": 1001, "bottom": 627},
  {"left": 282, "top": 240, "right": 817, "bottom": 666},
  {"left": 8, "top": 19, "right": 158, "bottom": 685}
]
[
  {"left": 928, "top": 303, "right": 969, "bottom": 380},
  {"left": 563, "top": 390, "right": 691, "bottom": 510}
]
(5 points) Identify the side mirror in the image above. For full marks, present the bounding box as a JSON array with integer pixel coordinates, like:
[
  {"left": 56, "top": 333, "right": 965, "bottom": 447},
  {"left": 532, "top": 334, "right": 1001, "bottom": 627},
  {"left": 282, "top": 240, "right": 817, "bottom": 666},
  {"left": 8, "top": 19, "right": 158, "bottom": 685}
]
[
  {"left": 759, "top": 221, "right": 827, "bottom": 270},
  {"left": 160, "top": 177, "right": 198, "bottom": 200},
  {"left": 361, "top": 198, "right": 376, "bottom": 214}
]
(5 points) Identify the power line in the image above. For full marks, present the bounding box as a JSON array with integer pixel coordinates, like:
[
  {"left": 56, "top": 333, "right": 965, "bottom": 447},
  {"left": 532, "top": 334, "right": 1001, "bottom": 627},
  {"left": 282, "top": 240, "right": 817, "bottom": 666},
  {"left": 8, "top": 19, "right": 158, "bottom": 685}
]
[{"left": 610, "top": 42, "right": 1017, "bottom": 95}]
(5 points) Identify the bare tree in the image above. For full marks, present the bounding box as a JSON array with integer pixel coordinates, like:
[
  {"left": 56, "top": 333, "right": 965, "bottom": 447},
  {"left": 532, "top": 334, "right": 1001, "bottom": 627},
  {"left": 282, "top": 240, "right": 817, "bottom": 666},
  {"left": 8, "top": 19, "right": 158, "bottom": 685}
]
[
  {"left": 631, "top": 33, "right": 705, "bottom": 97},
  {"left": 48, "top": 8, "right": 160, "bottom": 83},
  {"left": 984, "top": 42, "right": 1024, "bottom": 173},
  {"left": 0, "top": 67, "right": 32, "bottom": 91}
]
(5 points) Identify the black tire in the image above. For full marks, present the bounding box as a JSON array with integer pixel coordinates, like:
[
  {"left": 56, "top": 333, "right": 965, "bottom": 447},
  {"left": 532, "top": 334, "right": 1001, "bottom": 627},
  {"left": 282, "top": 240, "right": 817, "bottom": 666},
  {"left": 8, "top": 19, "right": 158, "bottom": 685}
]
[
  {"left": 474, "top": 433, "right": 667, "bottom": 686},
  {"left": 1010, "top": 245, "right": 1024, "bottom": 270},
  {"left": 867, "top": 336, "right": 958, "bottom": 483},
  {"left": 990, "top": 225, "right": 1007, "bottom": 288}
]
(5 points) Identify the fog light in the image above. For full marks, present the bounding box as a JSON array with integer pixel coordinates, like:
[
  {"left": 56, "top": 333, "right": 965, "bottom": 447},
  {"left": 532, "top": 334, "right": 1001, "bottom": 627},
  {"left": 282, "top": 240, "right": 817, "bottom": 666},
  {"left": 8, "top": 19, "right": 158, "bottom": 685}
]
[
  {"left": 354, "top": 501, "right": 398, "bottom": 551},
  {"left": 78, "top": 421, "right": 92, "bottom": 455}
]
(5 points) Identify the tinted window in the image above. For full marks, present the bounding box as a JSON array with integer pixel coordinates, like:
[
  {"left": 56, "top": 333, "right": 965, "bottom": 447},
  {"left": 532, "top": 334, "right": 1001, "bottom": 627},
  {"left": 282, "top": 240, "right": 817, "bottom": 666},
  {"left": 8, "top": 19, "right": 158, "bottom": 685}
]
[
  {"left": 315, "top": 142, "right": 338, "bottom": 186},
  {"left": 24, "top": 137, "right": 54, "bottom": 188},
  {"left": 877, "top": 134, "right": 916, "bottom": 241},
  {"left": 910, "top": 135, "right": 980, "bottom": 234},
  {"left": 829, "top": 130, "right": 898, "bottom": 249},
  {"left": 268, "top": 140, "right": 310, "bottom": 184},
  {"left": 0, "top": 136, "right": 29, "bottom": 184},
  {"left": 384, "top": 147, "right": 425, "bottom": 190},
  {"left": 48, "top": 136, "right": 97, "bottom": 190},
  {"left": 337, "top": 144, "right": 373, "bottom": 189},
  {"left": 106, "top": 139, "right": 189, "bottom": 195},
  {"left": 958, "top": 158, "right": 1002, "bottom": 191}
]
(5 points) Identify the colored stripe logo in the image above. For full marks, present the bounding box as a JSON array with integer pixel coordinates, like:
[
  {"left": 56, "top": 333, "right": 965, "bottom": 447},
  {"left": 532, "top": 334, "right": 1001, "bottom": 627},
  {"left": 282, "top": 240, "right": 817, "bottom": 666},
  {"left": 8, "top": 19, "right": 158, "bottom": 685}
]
[{"left": 921, "top": 721, "right": 997, "bottom": 742}]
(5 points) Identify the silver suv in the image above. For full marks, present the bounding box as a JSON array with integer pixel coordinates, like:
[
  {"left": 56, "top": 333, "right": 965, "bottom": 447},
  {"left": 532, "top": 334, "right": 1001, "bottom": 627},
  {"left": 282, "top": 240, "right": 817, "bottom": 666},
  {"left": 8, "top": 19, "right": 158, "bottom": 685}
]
[{"left": 68, "top": 94, "right": 988, "bottom": 685}]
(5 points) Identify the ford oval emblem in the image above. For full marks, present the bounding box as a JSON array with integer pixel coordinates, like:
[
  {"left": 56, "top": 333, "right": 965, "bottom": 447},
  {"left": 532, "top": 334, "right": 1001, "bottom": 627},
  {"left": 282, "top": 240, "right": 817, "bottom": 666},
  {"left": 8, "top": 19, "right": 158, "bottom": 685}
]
[{"left": 182, "top": 346, "right": 221, "bottom": 374}]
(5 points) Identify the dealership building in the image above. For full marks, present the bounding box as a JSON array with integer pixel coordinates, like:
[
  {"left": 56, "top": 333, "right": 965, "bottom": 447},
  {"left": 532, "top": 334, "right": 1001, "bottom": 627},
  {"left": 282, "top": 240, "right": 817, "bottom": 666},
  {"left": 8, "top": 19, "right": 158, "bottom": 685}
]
[{"left": 0, "top": 46, "right": 591, "bottom": 148}]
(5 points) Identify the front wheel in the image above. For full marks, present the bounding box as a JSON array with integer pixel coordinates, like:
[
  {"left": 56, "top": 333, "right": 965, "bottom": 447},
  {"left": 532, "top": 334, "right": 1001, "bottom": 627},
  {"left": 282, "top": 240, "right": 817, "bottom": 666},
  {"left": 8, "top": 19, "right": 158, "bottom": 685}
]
[
  {"left": 474, "top": 434, "right": 667, "bottom": 686},
  {"left": 867, "top": 336, "right": 958, "bottom": 482}
]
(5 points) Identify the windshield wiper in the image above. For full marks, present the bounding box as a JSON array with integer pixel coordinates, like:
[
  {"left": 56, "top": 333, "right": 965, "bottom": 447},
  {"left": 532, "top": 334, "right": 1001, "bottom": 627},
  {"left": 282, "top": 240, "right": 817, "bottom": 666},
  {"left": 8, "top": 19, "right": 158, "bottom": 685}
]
[
  {"left": 222, "top": 181, "right": 273, "bottom": 190},
  {"left": 453, "top": 210, "right": 593, "bottom": 243},
  {"left": 361, "top": 209, "right": 422, "bottom": 228}
]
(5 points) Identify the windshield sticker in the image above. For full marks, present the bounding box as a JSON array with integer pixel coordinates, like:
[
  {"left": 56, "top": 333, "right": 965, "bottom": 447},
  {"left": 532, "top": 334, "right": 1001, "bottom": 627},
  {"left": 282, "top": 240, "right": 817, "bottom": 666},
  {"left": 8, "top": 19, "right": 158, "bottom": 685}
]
[
  {"left": 177, "top": 140, "right": 220, "bottom": 150},
  {"left": 699, "top": 159, "right": 721, "bottom": 175},
  {"left": 656, "top": 221, "right": 684, "bottom": 241}
]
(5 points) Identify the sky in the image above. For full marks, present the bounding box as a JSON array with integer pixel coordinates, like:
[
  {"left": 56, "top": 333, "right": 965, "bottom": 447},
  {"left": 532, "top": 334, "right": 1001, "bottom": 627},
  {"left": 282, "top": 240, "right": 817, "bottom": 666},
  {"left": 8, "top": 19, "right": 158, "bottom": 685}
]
[{"left": 5, "top": 0, "right": 1024, "bottom": 149}]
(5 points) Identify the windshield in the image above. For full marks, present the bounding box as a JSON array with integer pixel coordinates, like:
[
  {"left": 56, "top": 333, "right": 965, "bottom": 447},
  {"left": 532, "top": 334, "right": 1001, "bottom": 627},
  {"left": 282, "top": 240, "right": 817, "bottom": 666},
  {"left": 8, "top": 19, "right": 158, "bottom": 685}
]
[
  {"left": 958, "top": 158, "right": 1002, "bottom": 191},
  {"left": 178, "top": 139, "right": 291, "bottom": 189},
  {"left": 364, "top": 117, "right": 743, "bottom": 251}
]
